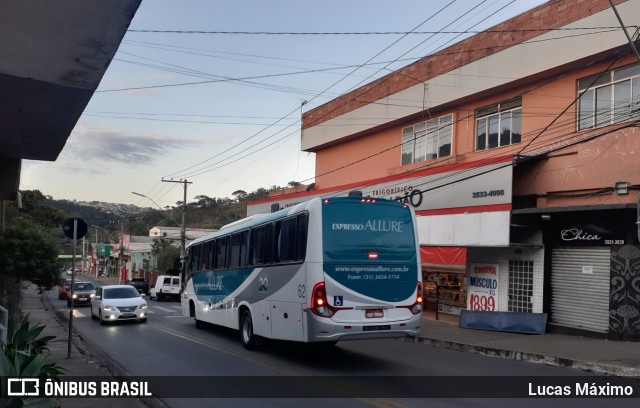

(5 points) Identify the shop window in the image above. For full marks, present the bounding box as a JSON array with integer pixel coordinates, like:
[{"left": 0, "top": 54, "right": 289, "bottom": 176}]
[
  {"left": 401, "top": 114, "right": 452, "bottom": 165},
  {"left": 423, "top": 271, "right": 467, "bottom": 316},
  {"left": 508, "top": 260, "right": 533, "bottom": 313},
  {"left": 578, "top": 63, "right": 640, "bottom": 130},
  {"left": 476, "top": 97, "right": 521, "bottom": 151}
]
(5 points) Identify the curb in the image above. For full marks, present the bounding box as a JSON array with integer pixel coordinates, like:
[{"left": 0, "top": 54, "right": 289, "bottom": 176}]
[{"left": 403, "top": 336, "right": 640, "bottom": 377}]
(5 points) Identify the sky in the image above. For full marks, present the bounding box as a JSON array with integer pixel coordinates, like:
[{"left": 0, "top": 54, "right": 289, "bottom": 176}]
[{"left": 20, "top": 0, "right": 547, "bottom": 209}]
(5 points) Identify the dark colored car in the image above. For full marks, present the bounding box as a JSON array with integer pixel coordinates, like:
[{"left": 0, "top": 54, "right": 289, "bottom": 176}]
[
  {"left": 126, "top": 277, "right": 149, "bottom": 295},
  {"left": 67, "top": 281, "right": 96, "bottom": 307}
]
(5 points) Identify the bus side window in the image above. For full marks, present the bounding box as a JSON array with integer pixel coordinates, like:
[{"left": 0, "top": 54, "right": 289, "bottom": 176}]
[
  {"left": 187, "top": 247, "right": 194, "bottom": 274},
  {"left": 296, "top": 213, "right": 308, "bottom": 261},
  {"left": 208, "top": 239, "right": 216, "bottom": 270},
  {"left": 199, "top": 242, "right": 208, "bottom": 270},
  {"left": 250, "top": 226, "right": 264, "bottom": 265},
  {"left": 239, "top": 230, "right": 249, "bottom": 267},
  {"left": 193, "top": 244, "right": 202, "bottom": 272},
  {"left": 201, "top": 241, "right": 211, "bottom": 271},
  {"left": 279, "top": 217, "right": 297, "bottom": 262},
  {"left": 273, "top": 221, "right": 282, "bottom": 263},
  {"left": 216, "top": 237, "right": 228, "bottom": 270},
  {"left": 229, "top": 233, "right": 241, "bottom": 268},
  {"left": 201, "top": 241, "right": 208, "bottom": 270},
  {"left": 265, "top": 223, "right": 274, "bottom": 264}
]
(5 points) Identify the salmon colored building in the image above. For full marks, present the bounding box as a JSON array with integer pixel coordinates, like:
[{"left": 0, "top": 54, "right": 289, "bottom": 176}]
[{"left": 247, "top": 0, "right": 640, "bottom": 340}]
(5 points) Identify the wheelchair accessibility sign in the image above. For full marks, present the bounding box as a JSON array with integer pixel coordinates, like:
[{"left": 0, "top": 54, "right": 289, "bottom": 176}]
[{"left": 334, "top": 296, "right": 343, "bottom": 306}]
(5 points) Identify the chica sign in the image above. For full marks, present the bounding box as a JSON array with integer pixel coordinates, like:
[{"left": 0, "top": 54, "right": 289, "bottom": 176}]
[{"left": 548, "top": 223, "right": 630, "bottom": 246}]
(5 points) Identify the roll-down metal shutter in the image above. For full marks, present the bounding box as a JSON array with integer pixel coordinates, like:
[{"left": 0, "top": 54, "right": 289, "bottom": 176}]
[{"left": 550, "top": 247, "right": 610, "bottom": 333}]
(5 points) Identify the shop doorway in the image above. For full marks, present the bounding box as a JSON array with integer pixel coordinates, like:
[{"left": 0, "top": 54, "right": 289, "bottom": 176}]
[{"left": 550, "top": 247, "right": 610, "bottom": 333}]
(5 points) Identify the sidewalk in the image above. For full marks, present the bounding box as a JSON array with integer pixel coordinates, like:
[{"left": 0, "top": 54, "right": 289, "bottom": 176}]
[
  {"left": 20, "top": 281, "right": 159, "bottom": 408},
  {"left": 19, "top": 274, "right": 640, "bottom": 405},
  {"left": 413, "top": 311, "right": 640, "bottom": 377}
]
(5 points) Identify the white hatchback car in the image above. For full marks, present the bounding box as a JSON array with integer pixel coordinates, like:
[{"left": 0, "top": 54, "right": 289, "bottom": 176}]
[{"left": 91, "top": 285, "right": 148, "bottom": 325}]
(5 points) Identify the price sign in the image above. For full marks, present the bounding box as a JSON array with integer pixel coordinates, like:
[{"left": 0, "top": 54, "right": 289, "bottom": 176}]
[{"left": 467, "top": 263, "right": 499, "bottom": 311}]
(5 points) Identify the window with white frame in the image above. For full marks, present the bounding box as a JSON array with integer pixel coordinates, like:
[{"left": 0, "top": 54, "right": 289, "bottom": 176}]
[
  {"left": 578, "top": 63, "right": 640, "bottom": 130},
  {"left": 401, "top": 114, "right": 452, "bottom": 165},
  {"left": 476, "top": 97, "right": 522, "bottom": 151}
]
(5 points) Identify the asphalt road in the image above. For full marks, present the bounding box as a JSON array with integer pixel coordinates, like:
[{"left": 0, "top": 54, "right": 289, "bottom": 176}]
[{"left": 49, "top": 287, "right": 638, "bottom": 408}]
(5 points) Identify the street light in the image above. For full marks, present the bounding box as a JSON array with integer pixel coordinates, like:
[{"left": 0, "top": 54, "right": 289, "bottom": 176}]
[
  {"left": 132, "top": 192, "right": 181, "bottom": 228},
  {"left": 131, "top": 191, "right": 186, "bottom": 270},
  {"left": 132, "top": 191, "right": 187, "bottom": 276}
]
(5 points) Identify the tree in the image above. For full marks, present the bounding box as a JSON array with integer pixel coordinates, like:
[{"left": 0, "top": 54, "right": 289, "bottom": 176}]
[
  {"left": 151, "top": 238, "right": 181, "bottom": 275},
  {"left": 0, "top": 217, "right": 62, "bottom": 320},
  {"left": 232, "top": 190, "right": 248, "bottom": 202},
  {"left": 0, "top": 191, "right": 67, "bottom": 320},
  {"left": 20, "top": 190, "right": 67, "bottom": 228}
]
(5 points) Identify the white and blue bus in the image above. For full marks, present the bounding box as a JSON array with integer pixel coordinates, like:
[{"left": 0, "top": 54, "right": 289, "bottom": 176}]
[{"left": 181, "top": 195, "right": 423, "bottom": 349}]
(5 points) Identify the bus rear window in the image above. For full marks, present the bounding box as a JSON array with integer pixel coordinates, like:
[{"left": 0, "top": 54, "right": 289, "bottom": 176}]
[{"left": 322, "top": 201, "right": 416, "bottom": 263}]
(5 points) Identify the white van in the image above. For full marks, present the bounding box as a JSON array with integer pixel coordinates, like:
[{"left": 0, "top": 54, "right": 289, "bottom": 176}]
[{"left": 150, "top": 275, "right": 181, "bottom": 301}]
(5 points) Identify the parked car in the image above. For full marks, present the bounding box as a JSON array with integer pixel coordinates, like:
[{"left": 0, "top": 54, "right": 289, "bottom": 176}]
[
  {"left": 67, "top": 281, "right": 95, "bottom": 307},
  {"left": 150, "top": 275, "right": 181, "bottom": 301},
  {"left": 126, "top": 277, "right": 149, "bottom": 295},
  {"left": 91, "top": 285, "right": 148, "bottom": 325},
  {"left": 58, "top": 278, "right": 73, "bottom": 300}
]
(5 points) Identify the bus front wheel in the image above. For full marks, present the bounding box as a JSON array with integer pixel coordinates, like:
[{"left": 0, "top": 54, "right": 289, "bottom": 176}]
[{"left": 240, "top": 310, "right": 257, "bottom": 350}]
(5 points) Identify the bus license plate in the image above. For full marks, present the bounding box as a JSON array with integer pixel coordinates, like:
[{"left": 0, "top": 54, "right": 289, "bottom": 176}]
[
  {"left": 365, "top": 309, "right": 384, "bottom": 318},
  {"left": 363, "top": 325, "right": 390, "bottom": 331}
]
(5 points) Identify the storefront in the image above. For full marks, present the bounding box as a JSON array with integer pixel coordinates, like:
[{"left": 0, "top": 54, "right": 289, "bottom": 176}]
[
  {"left": 421, "top": 246, "right": 467, "bottom": 317},
  {"left": 550, "top": 246, "right": 610, "bottom": 333},
  {"left": 543, "top": 206, "right": 640, "bottom": 340},
  {"left": 247, "top": 159, "right": 515, "bottom": 324}
]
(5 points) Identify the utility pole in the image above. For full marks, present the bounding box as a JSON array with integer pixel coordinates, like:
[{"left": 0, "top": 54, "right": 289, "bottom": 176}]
[
  {"left": 162, "top": 179, "right": 192, "bottom": 274},
  {"left": 608, "top": 0, "right": 640, "bottom": 63}
]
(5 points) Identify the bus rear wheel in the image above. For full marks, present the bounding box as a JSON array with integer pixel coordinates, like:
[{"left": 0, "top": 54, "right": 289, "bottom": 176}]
[{"left": 240, "top": 310, "right": 257, "bottom": 350}]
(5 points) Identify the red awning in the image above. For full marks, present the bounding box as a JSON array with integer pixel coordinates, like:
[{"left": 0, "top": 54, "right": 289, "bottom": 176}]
[{"left": 420, "top": 246, "right": 467, "bottom": 273}]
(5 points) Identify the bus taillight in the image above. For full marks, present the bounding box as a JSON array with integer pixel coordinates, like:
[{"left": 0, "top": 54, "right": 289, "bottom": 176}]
[
  {"left": 401, "top": 281, "right": 423, "bottom": 315},
  {"left": 310, "top": 282, "right": 336, "bottom": 318}
]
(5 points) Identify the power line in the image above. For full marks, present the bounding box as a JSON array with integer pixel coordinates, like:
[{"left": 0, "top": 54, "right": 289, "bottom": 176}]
[
  {"left": 126, "top": 27, "right": 634, "bottom": 35},
  {"left": 134, "top": 4, "right": 635, "bottom": 204},
  {"left": 162, "top": 1, "right": 539, "bottom": 182},
  {"left": 100, "top": 29, "right": 620, "bottom": 94},
  {"left": 163, "top": 0, "right": 462, "bottom": 181}
]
